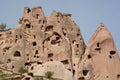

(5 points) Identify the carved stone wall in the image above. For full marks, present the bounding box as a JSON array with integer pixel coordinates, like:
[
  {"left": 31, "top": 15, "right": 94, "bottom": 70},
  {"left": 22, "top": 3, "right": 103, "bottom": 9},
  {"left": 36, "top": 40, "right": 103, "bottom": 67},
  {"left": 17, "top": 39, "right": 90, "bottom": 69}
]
[{"left": 0, "top": 6, "right": 119, "bottom": 80}]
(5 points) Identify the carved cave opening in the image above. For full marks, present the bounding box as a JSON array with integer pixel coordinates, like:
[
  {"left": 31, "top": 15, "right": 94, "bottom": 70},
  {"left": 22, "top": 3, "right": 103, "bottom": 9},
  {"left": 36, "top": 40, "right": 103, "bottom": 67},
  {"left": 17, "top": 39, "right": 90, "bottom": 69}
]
[
  {"left": 61, "top": 59, "right": 69, "bottom": 64},
  {"left": 97, "top": 42, "right": 100, "bottom": 47},
  {"left": 72, "top": 40, "right": 76, "bottom": 43},
  {"left": 45, "top": 25, "right": 53, "bottom": 32},
  {"left": 68, "top": 69, "right": 71, "bottom": 71},
  {"left": 78, "top": 77, "right": 85, "bottom": 80},
  {"left": 57, "top": 20, "right": 60, "bottom": 23},
  {"left": 25, "top": 62, "right": 31, "bottom": 66},
  {"left": 43, "top": 20, "right": 45, "bottom": 24},
  {"left": 54, "top": 32, "right": 60, "bottom": 36},
  {"left": 46, "top": 37, "right": 50, "bottom": 41},
  {"left": 34, "top": 35, "right": 36, "bottom": 39},
  {"left": 95, "top": 47, "right": 101, "bottom": 51},
  {"left": 35, "top": 50, "right": 38, "bottom": 54},
  {"left": 16, "top": 35, "right": 18, "bottom": 38},
  {"left": 3, "top": 46, "right": 11, "bottom": 52},
  {"left": 51, "top": 32, "right": 61, "bottom": 45},
  {"left": 110, "top": 50, "right": 116, "bottom": 55},
  {"left": 37, "top": 62, "right": 42, "bottom": 64},
  {"left": 7, "top": 58, "right": 11, "bottom": 63},
  {"left": 36, "top": 14, "right": 40, "bottom": 19},
  {"left": 31, "top": 66, "right": 34, "bottom": 70},
  {"left": 14, "top": 51, "right": 21, "bottom": 57},
  {"left": 25, "top": 23, "right": 31, "bottom": 28},
  {"left": 56, "top": 36, "right": 60, "bottom": 40},
  {"left": 27, "top": 58, "right": 29, "bottom": 60},
  {"left": 12, "top": 66, "right": 14, "bottom": 69},
  {"left": 41, "top": 25, "right": 44, "bottom": 30},
  {"left": 82, "top": 70, "right": 89, "bottom": 76},
  {"left": 63, "top": 31, "right": 66, "bottom": 36},
  {"left": 20, "top": 35, "right": 22, "bottom": 39},
  {"left": 48, "top": 53, "right": 53, "bottom": 58},
  {"left": 109, "top": 55, "right": 112, "bottom": 59},
  {"left": 76, "top": 52, "right": 79, "bottom": 56},
  {"left": 32, "top": 42, "right": 37, "bottom": 46},
  {"left": 50, "top": 59, "right": 53, "bottom": 61},
  {"left": 77, "top": 33, "right": 80, "bottom": 37},
  {"left": 76, "top": 44, "right": 79, "bottom": 48},
  {"left": 25, "top": 77, "right": 30, "bottom": 80},
  {"left": 95, "top": 42, "right": 101, "bottom": 51},
  {"left": 73, "top": 69, "right": 75, "bottom": 75},
  {"left": 51, "top": 40, "right": 60, "bottom": 45},
  {"left": 117, "top": 74, "right": 120, "bottom": 79},
  {"left": 15, "top": 39, "right": 17, "bottom": 43},
  {"left": 88, "top": 54, "right": 91, "bottom": 59},
  {"left": 27, "top": 8, "right": 31, "bottom": 13},
  {"left": 0, "top": 34, "right": 2, "bottom": 37}
]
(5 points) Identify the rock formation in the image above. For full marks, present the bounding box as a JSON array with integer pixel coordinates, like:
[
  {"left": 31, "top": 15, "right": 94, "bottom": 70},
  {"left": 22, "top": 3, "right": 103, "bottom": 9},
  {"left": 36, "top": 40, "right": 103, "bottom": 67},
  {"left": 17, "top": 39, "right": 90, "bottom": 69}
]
[
  {"left": 78, "top": 23, "right": 120, "bottom": 80},
  {"left": 0, "top": 6, "right": 120, "bottom": 80}
]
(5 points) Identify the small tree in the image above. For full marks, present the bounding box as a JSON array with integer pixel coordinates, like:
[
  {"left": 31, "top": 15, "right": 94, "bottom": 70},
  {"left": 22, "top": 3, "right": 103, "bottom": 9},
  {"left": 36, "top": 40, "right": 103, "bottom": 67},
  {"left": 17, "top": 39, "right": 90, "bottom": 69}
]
[
  {"left": 45, "top": 71, "right": 54, "bottom": 79},
  {"left": 0, "top": 24, "right": 6, "bottom": 30},
  {"left": 18, "top": 66, "right": 28, "bottom": 74}
]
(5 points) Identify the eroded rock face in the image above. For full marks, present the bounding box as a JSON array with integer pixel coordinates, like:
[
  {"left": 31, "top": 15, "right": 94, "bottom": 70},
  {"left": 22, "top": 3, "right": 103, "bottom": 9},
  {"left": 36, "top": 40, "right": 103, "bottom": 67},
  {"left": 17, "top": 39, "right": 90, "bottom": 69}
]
[
  {"left": 78, "top": 23, "right": 120, "bottom": 80},
  {"left": 0, "top": 6, "right": 120, "bottom": 80},
  {"left": 0, "top": 6, "right": 85, "bottom": 80}
]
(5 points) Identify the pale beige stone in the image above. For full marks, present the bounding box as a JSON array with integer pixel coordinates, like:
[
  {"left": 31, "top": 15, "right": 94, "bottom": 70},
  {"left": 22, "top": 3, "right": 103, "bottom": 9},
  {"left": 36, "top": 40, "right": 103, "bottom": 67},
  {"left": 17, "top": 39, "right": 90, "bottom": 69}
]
[
  {"left": 22, "top": 73, "right": 34, "bottom": 80},
  {"left": 29, "top": 61, "right": 73, "bottom": 80},
  {"left": 0, "top": 6, "right": 120, "bottom": 80},
  {"left": 78, "top": 23, "right": 120, "bottom": 80}
]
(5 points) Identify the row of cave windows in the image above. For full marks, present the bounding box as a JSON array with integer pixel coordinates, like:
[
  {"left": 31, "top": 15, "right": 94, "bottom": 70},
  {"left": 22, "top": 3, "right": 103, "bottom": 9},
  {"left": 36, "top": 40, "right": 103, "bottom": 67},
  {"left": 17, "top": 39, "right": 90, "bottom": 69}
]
[
  {"left": 25, "top": 23, "right": 52, "bottom": 31},
  {"left": 87, "top": 50, "right": 116, "bottom": 59},
  {"left": 95, "top": 42, "right": 116, "bottom": 51},
  {"left": 13, "top": 53, "right": 120, "bottom": 80},
  {"left": 13, "top": 50, "right": 39, "bottom": 57},
  {"left": 94, "top": 42, "right": 116, "bottom": 59},
  {"left": 16, "top": 34, "right": 36, "bottom": 39},
  {"left": 12, "top": 50, "right": 80, "bottom": 63},
  {"left": 20, "top": 22, "right": 81, "bottom": 47},
  {"left": 16, "top": 35, "right": 61, "bottom": 46},
  {"left": 16, "top": 34, "right": 37, "bottom": 46},
  {"left": 10, "top": 47, "right": 116, "bottom": 61},
  {"left": 25, "top": 22, "right": 80, "bottom": 37},
  {"left": 25, "top": 8, "right": 46, "bottom": 20},
  {"left": 15, "top": 35, "right": 61, "bottom": 46},
  {"left": 7, "top": 50, "right": 39, "bottom": 63}
]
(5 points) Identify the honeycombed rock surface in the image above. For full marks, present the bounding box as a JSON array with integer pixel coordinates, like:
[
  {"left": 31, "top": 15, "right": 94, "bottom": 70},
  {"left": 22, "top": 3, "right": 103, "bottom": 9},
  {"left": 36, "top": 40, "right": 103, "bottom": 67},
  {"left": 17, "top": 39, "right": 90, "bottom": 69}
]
[
  {"left": 0, "top": 6, "right": 120, "bottom": 80},
  {"left": 78, "top": 24, "right": 120, "bottom": 80}
]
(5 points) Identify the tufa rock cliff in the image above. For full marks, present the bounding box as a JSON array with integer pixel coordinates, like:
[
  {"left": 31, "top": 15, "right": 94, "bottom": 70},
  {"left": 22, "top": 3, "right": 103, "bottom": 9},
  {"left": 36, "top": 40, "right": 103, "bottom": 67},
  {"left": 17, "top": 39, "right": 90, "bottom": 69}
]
[{"left": 0, "top": 6, "right": 120, "bottom": 80}]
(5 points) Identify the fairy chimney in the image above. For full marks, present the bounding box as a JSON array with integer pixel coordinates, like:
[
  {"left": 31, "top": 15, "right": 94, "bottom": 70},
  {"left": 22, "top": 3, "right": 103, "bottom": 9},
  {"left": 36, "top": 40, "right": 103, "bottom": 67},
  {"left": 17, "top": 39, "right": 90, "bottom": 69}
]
[{"left": 78, "top": 23, "right": 120, "bottom": 80}]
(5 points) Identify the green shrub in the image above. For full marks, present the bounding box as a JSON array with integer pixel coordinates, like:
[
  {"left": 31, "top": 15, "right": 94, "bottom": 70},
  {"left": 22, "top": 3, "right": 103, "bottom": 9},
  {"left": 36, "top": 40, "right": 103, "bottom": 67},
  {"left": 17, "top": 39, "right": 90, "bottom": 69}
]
[
  {"left": 28, "top": 72, "right": 33, "bottom": 77},
  {"left": 0, "top": 24, "right": 6, "bottom": 30},
  {"left": 35, "top": 77, "right": 43, "bottom": 80},
  {"left": 45, "top": 71, "right": 54, "bottom": 79},
  {"left": 18, "top": 66, "right": 28, "bottom": 73}
]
